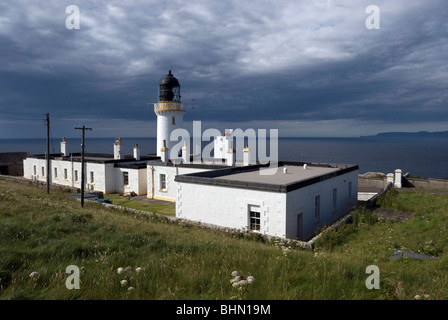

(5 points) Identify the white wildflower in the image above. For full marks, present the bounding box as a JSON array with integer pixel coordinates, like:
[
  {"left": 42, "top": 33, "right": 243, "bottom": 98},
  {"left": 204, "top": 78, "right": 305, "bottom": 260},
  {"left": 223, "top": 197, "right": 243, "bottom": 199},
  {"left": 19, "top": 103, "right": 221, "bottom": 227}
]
[
  {"left": 128, "top": 287, "right": 135, "bottom": 292},
  {"left": 424, "top": 294, "right": 430, "bottom": 299},
  {"left": 237, "top": 280, "right": 248, "bottom": 286},
  {"left": 247, "top": 276, "right": 256, "bottom": 284},
  {"left": 124, "top": 266, "right": 133, "bottom": 272},
  {"left": 29, "top": 271, "right": 39, "bottom": 279},
  {"left": 414, "top": 295, "right": 422, "bottom": 300},
  {"left": 136, "top": 267, "right": 143, "bottom": 273},
  {"left": 231, "top": 271, "right": 239, "bottom": 277},
  {"left": 117, "top": 267, "right": 124, "bottom": 274},
  {"left": 230, "top": 277, "right": 239, "bottom": 284},
  {"left": 120, "top": 280, "right": 128, "bottom": 286}
]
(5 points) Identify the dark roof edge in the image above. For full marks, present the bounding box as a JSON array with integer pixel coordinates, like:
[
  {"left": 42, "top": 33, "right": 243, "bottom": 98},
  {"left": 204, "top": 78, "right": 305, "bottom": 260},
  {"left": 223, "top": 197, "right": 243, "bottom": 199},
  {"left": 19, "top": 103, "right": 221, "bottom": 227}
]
[{"left": 26, "top": 154, "right": 159, "bottom": 164}]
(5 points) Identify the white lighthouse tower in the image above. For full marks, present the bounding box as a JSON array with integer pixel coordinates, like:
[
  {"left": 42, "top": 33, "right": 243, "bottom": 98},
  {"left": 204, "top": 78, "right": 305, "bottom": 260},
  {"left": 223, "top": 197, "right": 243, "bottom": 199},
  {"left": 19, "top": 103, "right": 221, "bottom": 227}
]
[{"left": 154, "top": 70, "right": 186, "bottom": 158}]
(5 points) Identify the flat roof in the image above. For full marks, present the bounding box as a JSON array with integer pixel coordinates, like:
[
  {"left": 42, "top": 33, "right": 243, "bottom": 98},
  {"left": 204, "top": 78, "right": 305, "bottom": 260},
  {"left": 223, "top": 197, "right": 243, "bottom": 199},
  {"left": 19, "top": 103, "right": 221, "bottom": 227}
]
[
  {"left": 215, "top": 165, "right": 339, "bottom": 185},
  {"left": 175, "top": 161, "right": 359, "bottom": 193}
]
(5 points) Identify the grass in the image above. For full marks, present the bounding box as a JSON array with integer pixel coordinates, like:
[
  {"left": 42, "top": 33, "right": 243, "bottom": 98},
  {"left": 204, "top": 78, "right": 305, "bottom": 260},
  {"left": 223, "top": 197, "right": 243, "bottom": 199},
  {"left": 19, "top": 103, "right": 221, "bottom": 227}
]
[
  {"left": 1, "top": 178, "right": 448, "bottom": 300},
  {"left": 104, "top": 193, "right": 175, "bottom": 217}
]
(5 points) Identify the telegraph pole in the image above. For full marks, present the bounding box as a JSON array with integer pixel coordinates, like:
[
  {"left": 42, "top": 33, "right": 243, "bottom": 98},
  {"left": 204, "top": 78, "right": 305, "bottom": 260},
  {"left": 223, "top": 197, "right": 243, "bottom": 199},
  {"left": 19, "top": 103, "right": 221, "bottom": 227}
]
[
  {"left": 74, "top": 125, "right": 92, "bottom": 207},
  {"left": 46, "top": 113, "right": 50, "bottom": 194}
]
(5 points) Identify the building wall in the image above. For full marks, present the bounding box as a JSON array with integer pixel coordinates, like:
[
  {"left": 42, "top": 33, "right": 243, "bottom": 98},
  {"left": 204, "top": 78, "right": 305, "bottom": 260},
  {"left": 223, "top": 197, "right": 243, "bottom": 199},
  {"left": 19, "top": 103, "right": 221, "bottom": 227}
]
[
  {"left": 285, "top": 170, "right": 358, "bottom": 240},
  {"left": 147, "top": 165, "right": 216, "bottom": 201},
  {"left": 0, "top": 164, "right": 23, "bottom": 176},
  {"left": 113, "top": 167, "right": 147, "bottom": 195},
  {"left": 214, "top": 135, "right": 231, "bottom": 159},
  {"left": 24, "top": 158, "right": 114, "bottom": 194},
  {"left": 177, "top": 182, "right": 286, "bottom": 238}
]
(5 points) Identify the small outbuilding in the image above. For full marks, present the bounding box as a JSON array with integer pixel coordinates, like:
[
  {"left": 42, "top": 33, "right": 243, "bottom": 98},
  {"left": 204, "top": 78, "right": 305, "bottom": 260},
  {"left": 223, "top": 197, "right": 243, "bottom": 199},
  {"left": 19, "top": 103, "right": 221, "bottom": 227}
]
[{"left": 0, "top": 152, "right": 28, "bottom": 176}]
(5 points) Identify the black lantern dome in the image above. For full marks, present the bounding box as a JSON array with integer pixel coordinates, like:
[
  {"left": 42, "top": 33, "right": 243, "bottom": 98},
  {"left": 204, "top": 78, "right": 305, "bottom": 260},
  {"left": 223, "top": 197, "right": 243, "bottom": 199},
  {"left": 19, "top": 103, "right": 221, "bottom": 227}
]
[{"left": 159, "top": 70, "right": 181, "bottom": 102}]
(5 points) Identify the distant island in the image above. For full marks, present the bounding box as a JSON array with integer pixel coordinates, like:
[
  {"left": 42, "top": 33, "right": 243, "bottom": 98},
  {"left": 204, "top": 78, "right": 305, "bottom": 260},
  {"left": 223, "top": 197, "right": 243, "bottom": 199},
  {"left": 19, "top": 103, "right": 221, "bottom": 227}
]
[{"left": 360, "top": 131, "right": 448, "bottom": 138}]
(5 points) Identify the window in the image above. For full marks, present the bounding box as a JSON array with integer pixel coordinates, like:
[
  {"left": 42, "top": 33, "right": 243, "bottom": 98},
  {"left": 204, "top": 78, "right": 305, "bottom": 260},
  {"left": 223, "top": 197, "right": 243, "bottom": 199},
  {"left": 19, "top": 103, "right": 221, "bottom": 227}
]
[
  {"left": 348, "top": 181, "right": 353, "bottom": 200},
  {"left": 33, "top": 165, "right": 36, "bottom": 175},
  {"left": 314, "top": 195, "right": 321, "bottom": 221},
  {"left": 123, "top": 172, "right": 129, "bottom": 185},
  {"left": 249, "top": 205, "right": 261, "bottom": 231},
  {"left": 54, "top": 167, "right": 58, "bottom": 178},
  {"left": 74, "top": 170, "right": 78, "bottom": 182},
  {"left": 42, "top": 167, "right": 45, "bottom": 177},
  {"left": 64, "top": 168, "right": 68, "bottom": 180},
  {"left": 172, "top": 116, "right": 176, "bottom": 125},
  {"left": 160, "top": 174, "right": 166, "bottom": 191},
  {"left": 90, "top": 171, "right": 94, "bottom": 183},
  {"left": 333, "top": 188, "right": 337, "bottom": 212}
]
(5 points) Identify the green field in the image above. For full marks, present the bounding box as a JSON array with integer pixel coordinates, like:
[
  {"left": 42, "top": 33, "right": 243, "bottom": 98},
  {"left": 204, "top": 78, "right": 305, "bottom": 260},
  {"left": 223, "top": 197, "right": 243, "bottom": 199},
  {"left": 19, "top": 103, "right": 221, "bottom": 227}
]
[
  {"left": 1, "top": 178, "right": 448, "bottom": 300},
  {"left": 104, "top": 194, "right": 175, "bottom": 217}
]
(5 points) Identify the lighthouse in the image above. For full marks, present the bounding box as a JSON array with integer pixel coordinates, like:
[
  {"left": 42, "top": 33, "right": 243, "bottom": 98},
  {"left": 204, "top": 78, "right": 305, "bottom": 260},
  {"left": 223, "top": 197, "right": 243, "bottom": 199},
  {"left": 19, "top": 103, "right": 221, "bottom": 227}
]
[{"left": 154, "top": 70, "right": 186, "bottom": 158}]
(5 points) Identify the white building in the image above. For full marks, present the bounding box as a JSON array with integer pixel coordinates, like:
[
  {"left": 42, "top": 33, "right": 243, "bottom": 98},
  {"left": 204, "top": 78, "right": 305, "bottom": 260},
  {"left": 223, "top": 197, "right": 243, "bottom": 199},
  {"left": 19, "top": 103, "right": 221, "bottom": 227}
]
[
  {"left": 23, "top": 70, "right": 359, "bottom": 240},
  {"left": 23, "top": 140, "right": 152, "bottom": 196},
  {"left": 175, "top": 162, "right": 358, "bottom": 240}
]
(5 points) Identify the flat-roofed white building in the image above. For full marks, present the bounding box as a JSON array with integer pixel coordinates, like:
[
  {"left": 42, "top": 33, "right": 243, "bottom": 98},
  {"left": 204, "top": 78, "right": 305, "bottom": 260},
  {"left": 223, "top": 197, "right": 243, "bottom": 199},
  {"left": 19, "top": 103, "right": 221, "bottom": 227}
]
[
  {"left": 175, "top": 162, "right": 358, "bottom": 240},
  {"left": 23, "top": 150, "right": 153, "bottom": 196}
]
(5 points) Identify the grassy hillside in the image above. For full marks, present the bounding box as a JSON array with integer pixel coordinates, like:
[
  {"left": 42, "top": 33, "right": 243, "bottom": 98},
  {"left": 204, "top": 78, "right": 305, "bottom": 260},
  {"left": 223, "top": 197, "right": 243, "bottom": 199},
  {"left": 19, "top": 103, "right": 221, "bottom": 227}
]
[
  {"left": 104, "top": 193, "right": 175, "bottom": 217},
  {"left": 1, "top": 179, "right": 447, "bottom": 300}
]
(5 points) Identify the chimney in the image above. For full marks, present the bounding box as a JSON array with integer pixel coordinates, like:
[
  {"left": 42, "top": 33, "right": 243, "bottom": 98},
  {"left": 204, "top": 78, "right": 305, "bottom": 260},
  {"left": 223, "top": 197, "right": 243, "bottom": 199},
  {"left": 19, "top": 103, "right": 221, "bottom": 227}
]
[
  {"left": 394, "top": 169, "right": 402, "bottom": 188},
  {"left": 226, "top": 141, "right": 235, "bottom": 166},
  {"left": 160, "top": 140, "right": 169, "bottom": 163},
  {"left": 386, "top": 173, "right": 394, "bottom": 185},
  {"left": 182, "top": 140, "right": 189, "bottom": 163},
  {"left": 195, "top": 143, "right": 201, "bottom": 157},
  {"left": 243, "top": 145, "right": 251, "bottom": 166},
  {"left": 133, "top": 144, "right": 140, "bottom": 161},
  {"left": 114, "top": 137, "right": 122, "bottom": 160},
  {"left": 60, "top": 137, "right": 69, "bottom": 157}
]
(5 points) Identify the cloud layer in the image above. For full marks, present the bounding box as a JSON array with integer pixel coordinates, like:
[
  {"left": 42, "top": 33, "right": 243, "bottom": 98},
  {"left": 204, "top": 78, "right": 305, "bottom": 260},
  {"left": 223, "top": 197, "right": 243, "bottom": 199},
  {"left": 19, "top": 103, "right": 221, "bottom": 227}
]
[{"left": 0, "top": 0, "right": 447, "bottom": 138}]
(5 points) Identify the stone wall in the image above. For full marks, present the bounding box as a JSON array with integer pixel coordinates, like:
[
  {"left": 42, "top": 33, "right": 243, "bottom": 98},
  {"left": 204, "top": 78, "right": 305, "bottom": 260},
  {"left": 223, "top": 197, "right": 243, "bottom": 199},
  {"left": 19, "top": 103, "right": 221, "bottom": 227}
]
[
  {"left": 403, "top": 176, "right": 448, "bottom": 190},
  {"left": 358, "top": 176, "right": 387, "bottom": 189}
]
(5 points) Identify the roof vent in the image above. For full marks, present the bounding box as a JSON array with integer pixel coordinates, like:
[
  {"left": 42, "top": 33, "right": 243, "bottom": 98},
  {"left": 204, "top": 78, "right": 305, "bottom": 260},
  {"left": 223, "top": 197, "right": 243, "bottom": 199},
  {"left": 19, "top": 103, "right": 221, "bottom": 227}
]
[
  {"left": 303, "top": 164, "right": 308, "bottom": 170},
  {"left": 283, "top": 167, "right": 288, "bottom": 174}
]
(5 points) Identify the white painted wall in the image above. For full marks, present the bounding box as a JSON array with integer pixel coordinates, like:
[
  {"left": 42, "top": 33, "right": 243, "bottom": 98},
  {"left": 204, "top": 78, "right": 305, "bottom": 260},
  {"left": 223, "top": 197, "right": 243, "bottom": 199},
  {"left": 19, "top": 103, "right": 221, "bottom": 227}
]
[
  {"left": 156, "top": 111, "right": 184, "bottom": 157},
  {"left": 147, "top": 164, "right": 215, "bottom": 201},
  {"left": 23, "top": 157, "right": 148, "bottom": 195},
  {"left": 177, "top": 182, "right": 286, "bottom": 237},
  {"left": 214, "top": 135, "right": 231, "bottom": 159},
  {"left": 113, "top": 167, "right": 147, "bottom": 195},
  {"left": 285, "top": 170, "right": 358, "bottom": 240}
]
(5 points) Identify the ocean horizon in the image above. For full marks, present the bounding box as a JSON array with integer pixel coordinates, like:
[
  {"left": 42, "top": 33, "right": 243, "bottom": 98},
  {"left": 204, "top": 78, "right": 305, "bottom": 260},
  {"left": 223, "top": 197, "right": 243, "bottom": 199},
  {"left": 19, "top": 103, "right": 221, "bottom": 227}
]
[{"left": 1, "top": 136, "right": 447, "bottom": 179}]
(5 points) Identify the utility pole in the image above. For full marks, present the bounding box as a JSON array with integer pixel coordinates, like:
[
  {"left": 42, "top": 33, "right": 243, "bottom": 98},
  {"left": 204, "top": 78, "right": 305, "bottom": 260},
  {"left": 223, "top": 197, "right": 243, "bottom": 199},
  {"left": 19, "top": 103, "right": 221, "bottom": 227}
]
[
  {"left": 74, "top": 125, "right": 92, "bottom": 207},
  {"left": 46, "top": 113, "right": 50, "bottom": 194}
]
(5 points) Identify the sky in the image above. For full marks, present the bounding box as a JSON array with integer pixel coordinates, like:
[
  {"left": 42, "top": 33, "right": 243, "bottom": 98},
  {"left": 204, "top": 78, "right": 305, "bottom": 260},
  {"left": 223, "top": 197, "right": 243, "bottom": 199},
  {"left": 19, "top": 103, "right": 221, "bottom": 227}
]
[{"left": 0, "top": 0, "right": 447, "bottom": 139}]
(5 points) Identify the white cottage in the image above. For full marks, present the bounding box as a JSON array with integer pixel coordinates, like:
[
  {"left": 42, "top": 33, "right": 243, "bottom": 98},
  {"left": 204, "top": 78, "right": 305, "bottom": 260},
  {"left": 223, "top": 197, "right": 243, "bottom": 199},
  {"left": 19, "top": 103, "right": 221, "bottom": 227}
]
[
  {"left": 175, "top": 162, "right": 358, "bottom": 241},
  {"left": 23, "top": 141, "right": 154, "bottom": 195}
]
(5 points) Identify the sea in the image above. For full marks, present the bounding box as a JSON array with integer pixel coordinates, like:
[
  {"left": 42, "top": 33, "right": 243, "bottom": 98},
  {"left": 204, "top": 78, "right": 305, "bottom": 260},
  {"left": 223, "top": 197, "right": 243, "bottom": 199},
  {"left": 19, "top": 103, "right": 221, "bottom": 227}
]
[{"left": 1, "top": 136, "right": 447, "bottom": 179}]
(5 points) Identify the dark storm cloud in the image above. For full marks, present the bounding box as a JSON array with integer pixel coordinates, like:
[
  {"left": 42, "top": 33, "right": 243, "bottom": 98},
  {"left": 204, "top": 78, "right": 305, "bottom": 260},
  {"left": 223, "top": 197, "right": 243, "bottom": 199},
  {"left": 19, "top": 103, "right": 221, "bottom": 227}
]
[{"left": 0, "top": 0, "right": 447, "bottom": 138}]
